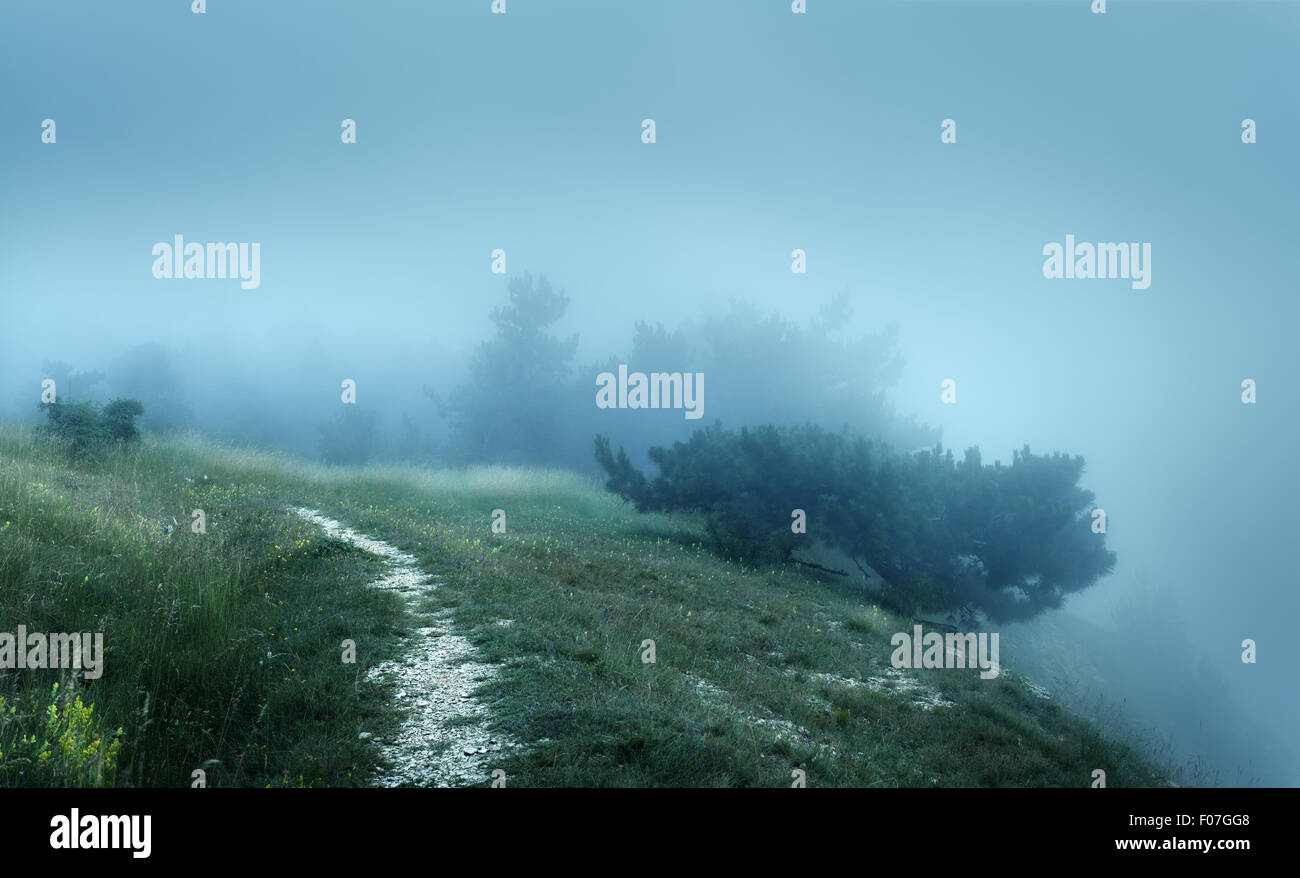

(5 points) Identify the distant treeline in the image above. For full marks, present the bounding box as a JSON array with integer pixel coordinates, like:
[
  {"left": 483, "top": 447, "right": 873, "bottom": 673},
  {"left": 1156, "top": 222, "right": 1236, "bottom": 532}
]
[
  {"left": 19, "top": 274, "right": 937, "bottom": 471},
  {"left": 432, "top": 274, "right": 937, "bottom": 471}
]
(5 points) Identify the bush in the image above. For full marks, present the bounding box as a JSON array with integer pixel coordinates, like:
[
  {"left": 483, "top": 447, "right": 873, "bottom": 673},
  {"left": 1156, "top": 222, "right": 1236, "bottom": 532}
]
[
  {"left": 0, "top": 682, "right": 122, "bottom": 787},
  {"left": 39, "top": 398, "right": 144, "bottom": 458},
  {"left": 596, "top": 424, "right": 1116, "bottom": 623},
  {"left": 101, "top": 399, "right": 145, "bottom": 442}
]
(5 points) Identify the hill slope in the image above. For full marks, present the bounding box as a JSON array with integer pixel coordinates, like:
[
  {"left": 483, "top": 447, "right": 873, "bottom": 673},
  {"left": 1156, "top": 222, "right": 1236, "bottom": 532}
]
[{"left": 0, "top": 426, "right": 1168, "bottom": 787}]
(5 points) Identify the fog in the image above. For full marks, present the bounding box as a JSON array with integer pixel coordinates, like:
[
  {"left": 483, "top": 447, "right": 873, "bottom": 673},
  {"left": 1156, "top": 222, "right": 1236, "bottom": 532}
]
[{"left": 2, "top": 1, "right": 1296, "bottom": 785}]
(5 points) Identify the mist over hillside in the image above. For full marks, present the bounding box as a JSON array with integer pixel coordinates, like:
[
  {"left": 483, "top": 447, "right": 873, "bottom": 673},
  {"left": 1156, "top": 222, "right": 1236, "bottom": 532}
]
[{"left": 1, "top": 0, "right": 1296, "bottom": 794}]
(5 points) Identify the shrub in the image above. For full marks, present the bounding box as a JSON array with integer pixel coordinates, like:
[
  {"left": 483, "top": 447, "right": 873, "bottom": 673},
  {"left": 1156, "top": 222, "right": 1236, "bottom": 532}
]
[
  {"left": 596, "top": 424, "right": 1116, "bottom": 623},
  {"left": 101, "top": 399, "right": 145, "bottom": 442},
  {"left": 39, "top": 398, "right": 145, "bottom": 458},
  {"left": 0, "top": 682, "right": 122, "bottom": 787}
]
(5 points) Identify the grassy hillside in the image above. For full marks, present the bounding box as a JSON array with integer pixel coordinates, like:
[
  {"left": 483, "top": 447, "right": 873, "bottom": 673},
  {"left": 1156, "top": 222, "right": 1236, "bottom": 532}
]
[{"left": 0, "top": 425, "right": 1169, "bottom": 787}]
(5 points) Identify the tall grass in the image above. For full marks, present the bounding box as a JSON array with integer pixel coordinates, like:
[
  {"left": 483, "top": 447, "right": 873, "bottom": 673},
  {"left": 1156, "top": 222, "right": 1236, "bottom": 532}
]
[
  {"left": 0, "top": 423, "right": 1174, "bottom": 787},
  {"left": 0, "top": 425, "right": 402, "bottom": 786}
]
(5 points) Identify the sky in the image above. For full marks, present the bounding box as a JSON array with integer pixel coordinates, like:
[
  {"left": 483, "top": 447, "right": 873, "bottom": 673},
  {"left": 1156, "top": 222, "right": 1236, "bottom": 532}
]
[{"left": 2, "top": 0, "right": 1297, "bottom": 784}]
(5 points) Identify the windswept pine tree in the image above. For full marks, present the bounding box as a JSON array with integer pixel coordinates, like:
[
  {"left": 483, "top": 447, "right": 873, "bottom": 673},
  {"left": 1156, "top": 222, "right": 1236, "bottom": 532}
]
[{"left": 596, "top": 425, "right": 1116, "bottom": 623}]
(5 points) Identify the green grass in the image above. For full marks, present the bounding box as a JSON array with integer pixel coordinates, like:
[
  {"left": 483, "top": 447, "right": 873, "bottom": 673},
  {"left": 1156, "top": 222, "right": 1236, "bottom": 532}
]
[
  {"left": 0, "top": 424, "right": 1169, "bottom": 787},
  {"left": 0, "top": 426, "right": 404, "bottom": 787}
]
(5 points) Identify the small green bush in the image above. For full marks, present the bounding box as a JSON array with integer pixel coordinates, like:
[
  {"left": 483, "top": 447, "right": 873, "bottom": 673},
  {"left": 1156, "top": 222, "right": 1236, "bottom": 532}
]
[
  {"left": 0, "top": 682, "right": 122, "bottom": 787},
  {"left": 39, "top": 398, "right": 144, "bottom": 458}
]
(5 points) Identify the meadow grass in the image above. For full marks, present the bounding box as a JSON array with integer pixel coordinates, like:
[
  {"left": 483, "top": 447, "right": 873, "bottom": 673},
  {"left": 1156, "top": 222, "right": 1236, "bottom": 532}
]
[
  {"left": 0, "top": 426, "right": 404, "bottom": 786},
  {"left": 0, "top": 424, "right": 1169, "bottom": 787}
]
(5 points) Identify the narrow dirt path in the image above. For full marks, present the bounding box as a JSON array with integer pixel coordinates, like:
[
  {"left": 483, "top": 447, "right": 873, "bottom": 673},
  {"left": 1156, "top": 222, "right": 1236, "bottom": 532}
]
[{"left": 291, "top": 507, "right": 516, "bottom": 787}]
